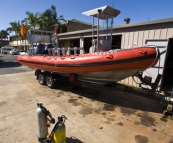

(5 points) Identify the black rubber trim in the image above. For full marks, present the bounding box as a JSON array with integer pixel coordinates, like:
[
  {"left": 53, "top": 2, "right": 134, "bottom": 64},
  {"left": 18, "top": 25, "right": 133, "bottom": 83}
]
[{"left": 20, "top": 53, "right": 157, "bottom": 67}]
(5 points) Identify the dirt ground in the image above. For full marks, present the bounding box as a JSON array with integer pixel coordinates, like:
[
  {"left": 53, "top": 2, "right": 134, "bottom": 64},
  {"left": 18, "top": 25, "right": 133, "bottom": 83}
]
[{"left": 0, "top": 71, "right": 173, "bottom": 143}]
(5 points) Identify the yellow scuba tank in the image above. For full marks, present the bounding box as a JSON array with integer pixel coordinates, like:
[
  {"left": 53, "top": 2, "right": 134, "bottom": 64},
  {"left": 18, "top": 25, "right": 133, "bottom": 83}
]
[
  {"left": 53, "top": 121, "right": 66, "bottom": 143},
  {"left": 53, "top": 115, "right": 67, "bottom": 143},
  {"left": 43, "top": 115, "right": 67, "bottom": 143}
]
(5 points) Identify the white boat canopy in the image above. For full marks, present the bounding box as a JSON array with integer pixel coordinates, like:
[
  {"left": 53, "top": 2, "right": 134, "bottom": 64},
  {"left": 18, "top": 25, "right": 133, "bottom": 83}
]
[{"left": 82, "top": 5, "right": 120, "bottom": 19}]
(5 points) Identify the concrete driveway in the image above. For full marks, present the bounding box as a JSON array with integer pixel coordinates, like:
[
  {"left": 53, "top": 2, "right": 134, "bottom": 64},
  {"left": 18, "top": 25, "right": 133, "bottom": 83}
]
[{"left": 0, "top": 71, "right": 173, "bottom": 143}]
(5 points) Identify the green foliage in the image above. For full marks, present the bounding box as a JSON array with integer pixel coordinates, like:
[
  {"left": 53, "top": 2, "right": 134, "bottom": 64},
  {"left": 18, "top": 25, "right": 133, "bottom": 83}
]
[
  {"left": 0, "top": 5, "right": 66, "bottom": 37},
  {"left": 38, "top": 5, "right": 65, "bottom": 30},
  {"left": 0, "top": 30, "right": 9, "bottom": 40},
  {"left": 9, "top": 21, "right": 22, "bottom": 35}
]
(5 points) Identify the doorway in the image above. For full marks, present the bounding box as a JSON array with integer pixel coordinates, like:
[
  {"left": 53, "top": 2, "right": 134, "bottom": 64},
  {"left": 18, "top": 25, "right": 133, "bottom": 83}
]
[
  {"left": 160, "top": 38, "right": 173, "bottom": 91},
  {"left": 112, "top": 35, "right": 122, "bottom": 49},
  {"left": 70, "top": 39, "right": 80, "bottom": 54},
  {"left": 84, "top": 38, "right": 92, "bottom": 53}
]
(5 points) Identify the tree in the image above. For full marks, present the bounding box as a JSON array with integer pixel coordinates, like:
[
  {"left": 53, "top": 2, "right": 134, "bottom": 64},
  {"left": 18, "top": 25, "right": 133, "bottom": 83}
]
[
  {"left": 38, "top": 5, "right": 66, "bottom": 30},
  {"left": 0, "top": 30, "right": 9, "bottom": 47},
  {"left": 9, "top": 21, "right": 22, "bottom": 48},
  {"left": 6, "top": 27, "right": 13, "bottom": 36},
  {"left": 5, "top": 27, "right": 13, "bottom": 46},
  {"left": 6, "top": 5, "right": 66, "bottom": 49},
  {"left": 25, "top": 11, "right": 40, "bottom": 30},
  {"left": 0, "top": 30, "right": 9, "bottom": 40}
]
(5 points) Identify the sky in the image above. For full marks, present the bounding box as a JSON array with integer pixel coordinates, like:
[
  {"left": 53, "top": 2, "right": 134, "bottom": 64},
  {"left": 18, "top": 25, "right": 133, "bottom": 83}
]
[{"left": 0, "top": 0, "right": 173, "bottom": 31}]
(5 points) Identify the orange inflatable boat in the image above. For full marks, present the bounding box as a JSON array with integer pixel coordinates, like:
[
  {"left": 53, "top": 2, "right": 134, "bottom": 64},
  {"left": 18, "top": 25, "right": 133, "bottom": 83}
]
[{"left": 17, "top": 46, "right": 159, "bottom": 83}]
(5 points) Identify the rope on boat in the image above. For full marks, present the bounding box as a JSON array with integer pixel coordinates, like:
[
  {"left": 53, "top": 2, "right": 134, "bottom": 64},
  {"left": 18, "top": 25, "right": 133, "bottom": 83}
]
[
  {"left": 146, "top": 46, "right": 159, "bottom": 69},
  {"left": 131, "top": 76, "right": 140, "bottom": 84},
  {"left": 132, "top": 47, "right": 159, "bottom": 90},
  {"left": 131, "top": 75, "right": 152, "bottom": 91},
  {"left": 141, "top": 47, "right": 159, "bottom": 86}
]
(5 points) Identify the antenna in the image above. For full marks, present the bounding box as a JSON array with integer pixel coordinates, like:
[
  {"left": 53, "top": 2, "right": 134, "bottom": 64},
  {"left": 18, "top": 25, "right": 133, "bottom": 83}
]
[{"left": 112, "top": 0, "right": 114, "bottom": 25}]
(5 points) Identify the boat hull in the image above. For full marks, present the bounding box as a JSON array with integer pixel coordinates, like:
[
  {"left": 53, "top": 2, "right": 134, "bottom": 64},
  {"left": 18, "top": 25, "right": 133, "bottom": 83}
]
[
  {"left": 17, "top": 47, "right": 159, "bottom": 82},
  {"left": 54, "top": 68, "right": 142, "bottom": 83}
]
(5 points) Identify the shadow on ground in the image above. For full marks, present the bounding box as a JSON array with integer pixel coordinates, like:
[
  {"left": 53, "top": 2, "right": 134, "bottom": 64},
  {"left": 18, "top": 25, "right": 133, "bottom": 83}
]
[
  {"left": 52, "top": 80, "right": 163, "bottom": 114},
  {"left": 0, "top": 59, "right": 21, "bottom": 68},
  {"left": 66, "top": 137, "right": 84, "bottom": 143}
]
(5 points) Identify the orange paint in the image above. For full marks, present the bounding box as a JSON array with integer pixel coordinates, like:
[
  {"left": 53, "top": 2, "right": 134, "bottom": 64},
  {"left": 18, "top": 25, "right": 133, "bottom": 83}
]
[{"left": 17, "top": 47, "right": 159, "bottom": 73}]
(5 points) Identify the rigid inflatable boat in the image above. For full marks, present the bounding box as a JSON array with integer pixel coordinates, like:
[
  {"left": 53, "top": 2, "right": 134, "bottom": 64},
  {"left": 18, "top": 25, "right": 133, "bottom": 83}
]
[
  {"left": 17, "top": 6, "right": 160, "bottom": 86},
  {"left": 17, "top": 46, "right": 159, "bottom": 83}
]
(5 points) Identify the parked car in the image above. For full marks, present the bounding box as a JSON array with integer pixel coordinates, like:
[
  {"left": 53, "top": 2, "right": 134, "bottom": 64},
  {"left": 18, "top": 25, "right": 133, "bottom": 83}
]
[
  {"left": 10, "top": 49, "right": 18, "bottom": 55},
  {"left": 26, "top": 48, "right": 36, "bottom": 54},
  {"left": 1, "top": 47, "right": 13, "bottom": 54},
  {"left": 18, "top": 50, "right": 26, "bottom": 55}
]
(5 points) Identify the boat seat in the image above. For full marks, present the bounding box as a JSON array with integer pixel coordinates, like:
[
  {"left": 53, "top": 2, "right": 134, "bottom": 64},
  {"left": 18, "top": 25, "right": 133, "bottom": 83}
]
[
  {"left": 47, "top": 44, "right": 54, "bottom": 49},
  {"left": 46, "top": 44, "right": 54, "bottom": 55},
  {"left": 36, "top": 44, "right": 45, "bottom": 55}
]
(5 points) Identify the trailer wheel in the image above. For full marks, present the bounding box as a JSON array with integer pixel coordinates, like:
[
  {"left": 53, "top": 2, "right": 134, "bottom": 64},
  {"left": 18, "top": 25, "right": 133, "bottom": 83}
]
[
  {"left": 46, "top": 75, "right": 55, "bottom": 88},
  {"left": 69, "top": 74, "right": 77, "bottom": 82},
  {"left": 38, "top": 73, "right": 46, "bottom": 85}
]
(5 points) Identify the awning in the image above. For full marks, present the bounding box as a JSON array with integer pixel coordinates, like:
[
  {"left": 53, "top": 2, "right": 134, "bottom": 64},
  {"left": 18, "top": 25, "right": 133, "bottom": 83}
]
[{"left": 82, "top": 5, "right": 120, "bottom": 19}]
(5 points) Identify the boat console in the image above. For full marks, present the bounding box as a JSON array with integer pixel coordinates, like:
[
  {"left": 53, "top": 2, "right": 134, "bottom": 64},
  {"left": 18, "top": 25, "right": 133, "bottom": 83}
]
[{"left": 82, "top": 6, "right": 120, "bottom": 53}]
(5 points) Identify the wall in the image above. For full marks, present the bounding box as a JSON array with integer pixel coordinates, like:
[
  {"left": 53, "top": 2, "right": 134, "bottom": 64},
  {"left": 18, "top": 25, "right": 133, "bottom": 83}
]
[
  {"left": 115, "top": 22, "right": 173, "bottom": 89},
  {"left": 67, "top": 20, "right": 92, "bottom": 32},
  {"left": 114, "top": 23, "right": 173, "bottom": 49},
  {"left": 10, "top": 40, "right": 29, "bottom": 46},
  {"left": 64, "top": 40, "right": 71, "bottom": 47}
]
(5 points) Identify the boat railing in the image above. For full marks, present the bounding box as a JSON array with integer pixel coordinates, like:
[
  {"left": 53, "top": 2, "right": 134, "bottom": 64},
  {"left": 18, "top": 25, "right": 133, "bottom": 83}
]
[{"left": 47, "top": 47, "right": 84, "bottom": 56}]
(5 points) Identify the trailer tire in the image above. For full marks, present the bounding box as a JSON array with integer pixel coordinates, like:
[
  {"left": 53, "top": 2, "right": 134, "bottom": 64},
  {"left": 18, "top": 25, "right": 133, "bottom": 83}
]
[
  {"left": 38, "top": 73, "right": 46, "bottom": 85},
  {"left": 69, "top": 74, "right": 77, "bottom": 82},
  {"left": 46, "top": 75, "right": 55, "bottom": 88}
]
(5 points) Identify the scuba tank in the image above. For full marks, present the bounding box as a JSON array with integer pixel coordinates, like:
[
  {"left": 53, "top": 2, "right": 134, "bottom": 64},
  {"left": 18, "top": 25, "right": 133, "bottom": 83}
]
[
  {"left": 36, "top": 103, "right": 55, "bottom": 142},
  {"left": 43, "top": 115, "right": 67, "bottom": 143}
]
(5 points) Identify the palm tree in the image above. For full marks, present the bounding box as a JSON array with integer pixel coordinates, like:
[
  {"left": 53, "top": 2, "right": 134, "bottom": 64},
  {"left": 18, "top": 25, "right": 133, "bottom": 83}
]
[
  {"left": 0, "top": 30, "right": 9, "bottom": 41},
  {"left": 25, "top": 11, "right": 40, "bottom": 30},
  {"left": 38, "top": 7, "right": 55, "bottom": 30},
  {"left": 38, "top": 5, "right": 66, "bottom": 30},
  {"left": 6, "top": 27, "right": 13, "bottom": 46},
  {"left": 38, "top": 12, "right": 49, "bottom": 30},
  {"left": 6, "top": 5, "right": 66, "bottom": 49},
  {"left": 0, "top": 30, "right": 9, "bottom": 47},
  {"left": 6, "top": 27, "right": 13, "bottom": 36},
  {"left": 9, "top": 21, "right": 22, "bottom": 48}
]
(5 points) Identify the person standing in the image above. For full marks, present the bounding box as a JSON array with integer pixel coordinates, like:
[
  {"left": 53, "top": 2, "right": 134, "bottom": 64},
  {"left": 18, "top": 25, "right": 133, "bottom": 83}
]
[{"left": 52, "top": 26, "right": 59, "bottom": 48}]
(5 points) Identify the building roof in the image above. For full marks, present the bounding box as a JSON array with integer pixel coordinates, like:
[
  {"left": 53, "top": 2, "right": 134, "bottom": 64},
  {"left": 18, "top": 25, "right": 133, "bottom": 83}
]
[
  {"left": 59, "top": 17, "right": 173, "bottom": 36},
  {"left": 60, "top": 19, "right": 92, "bottom": 26},
  {"left": 113, "top": 17, "right": 173, "bottom": 29}
]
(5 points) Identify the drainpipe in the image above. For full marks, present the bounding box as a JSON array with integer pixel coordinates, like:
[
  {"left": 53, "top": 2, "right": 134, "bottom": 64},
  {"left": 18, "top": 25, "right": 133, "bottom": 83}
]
[
  {"left": 110, "top": 18, "right": 113, "bottom": 43},
  {"left": 106, "top": 19, "right": 108, "bottom": 40},
  {"left": 92, "top": 16, "right": 94, "bottom": 45},
  {"left": 97, "top": 9, "right": 102, "bottom": 52}
]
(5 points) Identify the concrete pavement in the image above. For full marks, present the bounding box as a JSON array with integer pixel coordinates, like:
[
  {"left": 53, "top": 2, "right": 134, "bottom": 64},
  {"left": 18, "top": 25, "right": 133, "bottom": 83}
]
[{"left": 0, "top": 71, "right": 173, "bottom": 143}]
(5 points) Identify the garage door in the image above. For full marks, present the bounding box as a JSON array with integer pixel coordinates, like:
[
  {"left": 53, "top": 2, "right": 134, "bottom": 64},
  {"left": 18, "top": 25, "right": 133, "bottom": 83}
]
[{"left": 140, "top": 40, "right": 168, "bottom": 91}]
